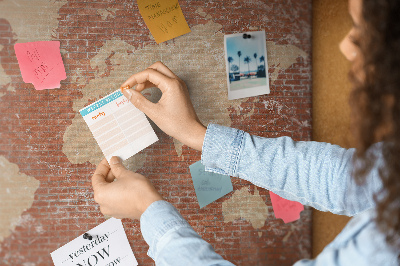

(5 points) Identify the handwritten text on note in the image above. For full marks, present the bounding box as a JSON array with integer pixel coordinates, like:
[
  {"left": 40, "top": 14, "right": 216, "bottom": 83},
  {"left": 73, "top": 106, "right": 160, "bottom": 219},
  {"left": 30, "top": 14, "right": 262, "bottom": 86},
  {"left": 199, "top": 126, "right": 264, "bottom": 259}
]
[
  {"left": 137, "top": 0, "right": 191, "bottom": 44},
  {"left": 80, "top": 90, "right": 158, "bottom": 162},
  {"left": 14, "top": 41, "right": 66, "bottom": 90},
  {"left": 189, "top": 161, "right": 233, "bottom": 208}
]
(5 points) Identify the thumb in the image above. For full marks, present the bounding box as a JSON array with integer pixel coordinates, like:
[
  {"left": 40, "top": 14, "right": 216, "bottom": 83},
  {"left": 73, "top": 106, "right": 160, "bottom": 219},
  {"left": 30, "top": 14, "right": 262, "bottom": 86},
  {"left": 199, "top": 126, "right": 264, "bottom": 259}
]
[
  {"left": 109, "top": 156, "right": 128, "bottom": 178},
  {"left": 92, "top": 158, "right": 111, "bottom": 189},
  {"left": 122, "top": 88, "right": 156, "bottom": 116}
]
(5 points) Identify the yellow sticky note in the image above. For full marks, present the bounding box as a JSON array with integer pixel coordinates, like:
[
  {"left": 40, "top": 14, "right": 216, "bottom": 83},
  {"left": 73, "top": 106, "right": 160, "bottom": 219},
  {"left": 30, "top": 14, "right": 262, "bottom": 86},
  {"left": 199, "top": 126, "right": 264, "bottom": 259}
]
[{"left": 137, "top": 0, "right": 191, "bottom": 44}]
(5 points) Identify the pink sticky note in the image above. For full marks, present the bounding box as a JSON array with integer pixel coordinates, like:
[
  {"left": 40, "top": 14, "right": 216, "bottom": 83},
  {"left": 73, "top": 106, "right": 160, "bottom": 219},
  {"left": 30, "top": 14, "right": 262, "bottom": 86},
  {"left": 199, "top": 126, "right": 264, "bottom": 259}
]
[
  {"left": 269, "top": 191, "right": 304, "bottom": 223},
  {"left": 14, "top": 41, "right": 66, "bottom": 90}
]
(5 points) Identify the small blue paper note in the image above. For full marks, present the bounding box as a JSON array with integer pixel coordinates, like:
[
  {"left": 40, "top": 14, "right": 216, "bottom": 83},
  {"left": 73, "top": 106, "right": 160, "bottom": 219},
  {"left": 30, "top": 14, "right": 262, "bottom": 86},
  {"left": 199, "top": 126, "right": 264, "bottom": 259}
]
[{"left": 189, "top": 161, "right": 233, "bottom": 208}]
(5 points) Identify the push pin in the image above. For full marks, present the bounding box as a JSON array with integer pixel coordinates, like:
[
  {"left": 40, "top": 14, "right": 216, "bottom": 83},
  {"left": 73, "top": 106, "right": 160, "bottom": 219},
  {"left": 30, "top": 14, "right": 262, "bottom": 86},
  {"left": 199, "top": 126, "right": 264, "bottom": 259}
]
[
  {"left": 243, "top": 33, "right": 252, "bottom": 39},
  {"left": 83, "top": 233, "right": 94, "bottom": 240},
  {"left": 121, "top": 84, "right": 131, "bottom": 92}
]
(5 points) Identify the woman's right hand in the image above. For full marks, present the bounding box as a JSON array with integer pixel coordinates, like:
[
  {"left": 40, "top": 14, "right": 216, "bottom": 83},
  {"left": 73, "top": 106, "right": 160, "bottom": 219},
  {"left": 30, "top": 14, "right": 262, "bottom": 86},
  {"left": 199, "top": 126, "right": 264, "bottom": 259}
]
[{"left": 120, "top": 62, "right": 206, "bottom": 151}]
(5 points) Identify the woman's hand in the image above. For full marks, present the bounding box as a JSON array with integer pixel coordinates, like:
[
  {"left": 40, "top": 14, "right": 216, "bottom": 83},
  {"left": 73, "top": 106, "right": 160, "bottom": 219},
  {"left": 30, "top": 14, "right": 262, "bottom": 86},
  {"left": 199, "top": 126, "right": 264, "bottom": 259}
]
[
  {"left": 120, "top": 61, "right": 206, "bottom": 151},
  {"left": 91, "top": 157, "right": 163, "bottom": 220}
]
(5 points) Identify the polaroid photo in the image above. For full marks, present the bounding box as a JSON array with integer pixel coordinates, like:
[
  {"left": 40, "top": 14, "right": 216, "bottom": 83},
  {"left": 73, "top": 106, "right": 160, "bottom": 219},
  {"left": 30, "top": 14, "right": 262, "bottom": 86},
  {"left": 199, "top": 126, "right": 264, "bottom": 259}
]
[{"left": 224, "top": 30, "right": 270, "bottom": 100}]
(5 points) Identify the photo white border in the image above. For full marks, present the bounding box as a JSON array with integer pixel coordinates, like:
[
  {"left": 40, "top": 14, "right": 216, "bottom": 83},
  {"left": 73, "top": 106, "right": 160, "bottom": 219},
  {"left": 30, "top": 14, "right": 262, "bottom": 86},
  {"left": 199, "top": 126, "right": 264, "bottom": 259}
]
[{"left": 224, "top": 30, "right": 270, "bottom": 100}]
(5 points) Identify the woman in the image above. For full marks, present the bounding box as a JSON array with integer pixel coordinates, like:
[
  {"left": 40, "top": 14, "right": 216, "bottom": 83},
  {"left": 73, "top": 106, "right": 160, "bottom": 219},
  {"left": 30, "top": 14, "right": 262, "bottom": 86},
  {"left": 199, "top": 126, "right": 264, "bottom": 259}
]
[{"left": 91, "top": 0, "right": 400, "bottom": 264}]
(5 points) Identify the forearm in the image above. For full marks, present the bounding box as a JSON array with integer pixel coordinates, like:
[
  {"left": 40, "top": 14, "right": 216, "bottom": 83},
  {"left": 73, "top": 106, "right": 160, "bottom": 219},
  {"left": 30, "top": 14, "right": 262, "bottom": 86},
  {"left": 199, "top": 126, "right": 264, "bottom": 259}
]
[
  {"left": 201, "top": 124, "right": 380, "bottom": 216},
  {"left": 140, "top": 200, "right": 235, "bottom": 266}
]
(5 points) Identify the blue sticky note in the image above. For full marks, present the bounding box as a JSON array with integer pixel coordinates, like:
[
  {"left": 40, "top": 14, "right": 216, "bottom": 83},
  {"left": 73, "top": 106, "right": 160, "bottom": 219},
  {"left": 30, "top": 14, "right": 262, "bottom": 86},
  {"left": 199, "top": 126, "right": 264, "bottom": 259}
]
[{"left": 189, "top": 161, "right": 233, "bottom": 208}]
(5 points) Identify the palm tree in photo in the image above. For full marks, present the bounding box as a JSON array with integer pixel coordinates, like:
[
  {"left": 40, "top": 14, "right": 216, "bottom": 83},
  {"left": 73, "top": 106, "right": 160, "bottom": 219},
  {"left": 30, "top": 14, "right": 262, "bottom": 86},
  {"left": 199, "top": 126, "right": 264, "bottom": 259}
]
[
  {"left": 228, "top": 56, "right": 233, "bottom": 74},
  {"left": 258, "top": 55, "right": 266, "bottom": 78},
  {"left": 244, "top": 56, "right": 251, "bottom": 78},
  {"left": 237, "top": 51, "right": 242, "bottom": 77},
  {"left": 260, "top": 55, "right": 266, "bottom": 72},
  {"left": 231, "top": 64, "right": 239, "bottom": 73},
  {"left": 253, "top": 53, "right": 258, "bottom": 73}
]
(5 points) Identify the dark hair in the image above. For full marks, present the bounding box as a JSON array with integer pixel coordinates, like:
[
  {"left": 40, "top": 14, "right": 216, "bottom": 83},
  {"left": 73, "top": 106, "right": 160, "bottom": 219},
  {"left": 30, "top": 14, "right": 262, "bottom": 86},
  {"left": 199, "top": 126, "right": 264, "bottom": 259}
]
[{"left": 350, "top": 0, "right": 400, "bottom": 250}]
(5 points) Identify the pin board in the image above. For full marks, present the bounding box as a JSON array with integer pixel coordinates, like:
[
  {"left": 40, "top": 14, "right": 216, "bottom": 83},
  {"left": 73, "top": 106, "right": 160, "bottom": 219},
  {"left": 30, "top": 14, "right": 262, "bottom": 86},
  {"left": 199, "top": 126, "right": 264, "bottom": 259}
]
[{"left": 0, "top": 0, "right": 312, "bottom": 264}]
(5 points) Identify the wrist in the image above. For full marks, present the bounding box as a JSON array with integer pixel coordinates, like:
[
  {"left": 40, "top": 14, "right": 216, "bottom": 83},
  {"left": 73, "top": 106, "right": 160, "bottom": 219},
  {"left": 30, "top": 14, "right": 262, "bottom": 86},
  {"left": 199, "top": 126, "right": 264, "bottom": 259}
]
[
  {"left": 139, "top": 195, "right": 164, "bottom": 219},
  {"left": 186, "top": 122, "right": 206, "bottom": 151}
]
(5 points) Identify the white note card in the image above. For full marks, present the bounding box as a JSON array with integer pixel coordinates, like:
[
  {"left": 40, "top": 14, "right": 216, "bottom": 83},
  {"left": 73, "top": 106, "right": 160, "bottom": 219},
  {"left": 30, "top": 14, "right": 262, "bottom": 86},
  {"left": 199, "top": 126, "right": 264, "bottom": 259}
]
[
  {"left": 51, "top": 218, "right": 138, "bottom": 266},
  {"left": 80, "top": 90, "right": 158, "bottom": 162}
]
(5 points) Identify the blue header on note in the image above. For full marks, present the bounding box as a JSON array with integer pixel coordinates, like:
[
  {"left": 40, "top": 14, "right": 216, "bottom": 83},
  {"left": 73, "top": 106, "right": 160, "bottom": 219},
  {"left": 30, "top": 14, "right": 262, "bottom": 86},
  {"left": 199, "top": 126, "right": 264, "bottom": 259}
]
[{"left": 80, "top": 90, "right": 123, "bottom": 117}]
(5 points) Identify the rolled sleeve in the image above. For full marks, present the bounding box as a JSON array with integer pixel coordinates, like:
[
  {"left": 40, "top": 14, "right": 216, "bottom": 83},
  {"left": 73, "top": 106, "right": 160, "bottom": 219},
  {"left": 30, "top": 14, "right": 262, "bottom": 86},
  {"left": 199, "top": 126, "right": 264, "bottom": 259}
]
[
  {"left": 201, "top": 123, "right": 245, "bottom": 176},
  {"left": 200, "top": 123, "right": 381, "bottom": 216}
]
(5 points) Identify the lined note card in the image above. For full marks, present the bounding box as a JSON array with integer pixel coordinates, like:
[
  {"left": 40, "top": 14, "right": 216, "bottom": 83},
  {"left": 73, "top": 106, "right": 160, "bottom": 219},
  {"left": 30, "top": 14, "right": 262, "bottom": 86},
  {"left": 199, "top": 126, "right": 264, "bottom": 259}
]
[
  {"left": 80, "top": 90, "right": 158, "bottom": 162},
  {"left": 14, "top": 41, "right": 66, "bottom": 90},
  {"left": 189, "top": 161, "right": 233, "bottom": 208},
  {"left": 137, "top": 0, "right": 191, "bottom": 44}
]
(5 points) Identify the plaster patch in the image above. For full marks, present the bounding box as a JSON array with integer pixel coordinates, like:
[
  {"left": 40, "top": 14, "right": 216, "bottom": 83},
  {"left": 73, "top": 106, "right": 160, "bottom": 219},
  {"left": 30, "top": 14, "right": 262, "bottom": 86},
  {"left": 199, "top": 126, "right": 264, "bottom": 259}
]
[
  {"left": 222, "top": 186, "right": 268, "bottom": 234},
  {"left": 0, "top": 45, "right": 15, "bottom": 97},
  {"left": 0, "top": 156, "right": 40, "bottom": 242},
  {"left": 173, "top": 138, "right": 184, "bottom": 158},
  {"left": 97, "top": 8, "right": 117, "bottom": 20},
  {"left": 195, "top": 7, "right": 207, "bottom": 18},
  {"left": 70, "top": 67, "right": 86, "bottom": 85},
  {"left": 22, "top": 263, "right": 36, "bottom": 266},
  {"left": 267, "top": 41, "right": 308, "bottom": 84},
  {"left": 0, "top": 0, "right": 67, "bottom": 43},
  {"left": 62, "top": 18, "right": 306, "bottom": 162}
]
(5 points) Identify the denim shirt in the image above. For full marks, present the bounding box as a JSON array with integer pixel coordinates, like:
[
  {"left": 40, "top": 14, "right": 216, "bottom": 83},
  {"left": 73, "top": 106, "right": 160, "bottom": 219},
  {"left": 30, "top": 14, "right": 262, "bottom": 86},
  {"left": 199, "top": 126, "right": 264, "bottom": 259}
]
[{"left": 140, "top": 124, "right": 399, "bottom": 265}]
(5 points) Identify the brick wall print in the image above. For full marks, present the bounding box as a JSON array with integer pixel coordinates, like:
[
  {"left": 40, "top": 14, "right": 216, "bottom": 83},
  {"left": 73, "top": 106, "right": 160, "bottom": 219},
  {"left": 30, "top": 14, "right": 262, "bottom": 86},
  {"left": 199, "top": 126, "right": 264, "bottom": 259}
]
[{"left": 0, "top": 0, "right": 312, "bottom": 265}]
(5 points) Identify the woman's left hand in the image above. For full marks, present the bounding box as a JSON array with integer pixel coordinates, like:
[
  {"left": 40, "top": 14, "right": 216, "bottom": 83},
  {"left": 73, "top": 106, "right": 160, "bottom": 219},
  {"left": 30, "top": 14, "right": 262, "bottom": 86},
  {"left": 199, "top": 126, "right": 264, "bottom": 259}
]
[{"left": 91, "top": 156, "right": 163, "bottom": 220}]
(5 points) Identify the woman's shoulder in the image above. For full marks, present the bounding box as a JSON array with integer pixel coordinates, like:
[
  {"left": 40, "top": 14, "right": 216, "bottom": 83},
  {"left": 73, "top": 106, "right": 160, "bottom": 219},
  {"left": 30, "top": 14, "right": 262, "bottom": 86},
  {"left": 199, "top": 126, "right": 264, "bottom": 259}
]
[{"left": 323, "top": 209, "right": 399, "bottom": 265}]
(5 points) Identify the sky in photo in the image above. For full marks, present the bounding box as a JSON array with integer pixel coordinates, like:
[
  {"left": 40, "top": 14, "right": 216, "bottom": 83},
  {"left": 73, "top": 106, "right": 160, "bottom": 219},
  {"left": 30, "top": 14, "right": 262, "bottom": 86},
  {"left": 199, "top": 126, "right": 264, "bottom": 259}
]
[{"left": 226, "top": 32, "right": 266, "bottom": 73}]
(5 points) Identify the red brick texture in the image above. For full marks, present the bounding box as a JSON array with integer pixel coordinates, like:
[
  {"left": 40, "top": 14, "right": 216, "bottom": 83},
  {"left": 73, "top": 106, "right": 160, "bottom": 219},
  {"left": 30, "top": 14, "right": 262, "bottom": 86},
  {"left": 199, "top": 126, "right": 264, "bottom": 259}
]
[{"left": 0, "top": 0, "right": 312, "bottom": 265}]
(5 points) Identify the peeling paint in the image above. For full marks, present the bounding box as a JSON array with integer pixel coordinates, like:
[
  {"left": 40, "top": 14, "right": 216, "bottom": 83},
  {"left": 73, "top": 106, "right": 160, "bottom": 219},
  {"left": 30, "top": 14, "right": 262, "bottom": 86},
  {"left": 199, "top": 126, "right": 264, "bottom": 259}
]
[
  {"left": 0, "top": 0, "right": 67, "bottom": 42},
  {"left": 35, "top": 225, "right": 45, "bottom": 234},
  {"left": 0, "top": 156, "right": 40, "bottom": 242},
  {"left": 282, "top": 230, "right": 292, "bottom": 242},
  {"left": 62, "top": 16, "right": 307, "bottom": 162},
  {"left": 239, "top": 102, "right": 256, "bottom": 119},
  {"left": 222, "top": 187, "right": 268, "bottom": 236},
  {"left": 261, "top": 99, "right": 311, "bottom": 130}
]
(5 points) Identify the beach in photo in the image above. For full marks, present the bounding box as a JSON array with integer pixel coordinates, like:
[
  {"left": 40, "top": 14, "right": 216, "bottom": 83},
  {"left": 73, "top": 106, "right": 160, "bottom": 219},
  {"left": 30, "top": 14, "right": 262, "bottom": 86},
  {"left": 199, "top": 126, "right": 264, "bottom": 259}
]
[{"left": 224, "top": 31, "right": 270, "bottom": 100}]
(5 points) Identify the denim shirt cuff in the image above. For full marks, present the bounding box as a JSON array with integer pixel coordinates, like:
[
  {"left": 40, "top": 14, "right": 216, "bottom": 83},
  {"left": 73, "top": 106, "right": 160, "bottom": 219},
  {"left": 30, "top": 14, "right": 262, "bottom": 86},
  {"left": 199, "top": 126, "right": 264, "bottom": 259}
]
[
  {"left": 140, "top": 200, "right": 190, "bottom": 260},
  {"left": 201, "top": 124, "right": 245, "bottom": 176}
]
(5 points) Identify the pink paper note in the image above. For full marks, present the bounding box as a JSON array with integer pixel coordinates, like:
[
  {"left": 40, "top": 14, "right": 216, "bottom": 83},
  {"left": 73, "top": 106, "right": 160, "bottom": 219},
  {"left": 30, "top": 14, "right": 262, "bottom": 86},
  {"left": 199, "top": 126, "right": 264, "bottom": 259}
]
[
  {"left": 14, "top": 41, "right": 66, "bottom": 90},
  {"left": 269, "top": 191, "right": 304, "bottom": 223}
]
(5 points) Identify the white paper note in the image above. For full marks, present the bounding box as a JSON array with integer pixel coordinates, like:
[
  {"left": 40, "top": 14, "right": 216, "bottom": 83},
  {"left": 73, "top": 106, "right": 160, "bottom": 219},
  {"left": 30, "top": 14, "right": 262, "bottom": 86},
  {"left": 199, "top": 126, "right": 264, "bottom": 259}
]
[
  {"left": 51, "top": 218, "right": 138, "bottom": 266},
  {"left": 80, "top": 90, "right": 158, "bottom": 162}
]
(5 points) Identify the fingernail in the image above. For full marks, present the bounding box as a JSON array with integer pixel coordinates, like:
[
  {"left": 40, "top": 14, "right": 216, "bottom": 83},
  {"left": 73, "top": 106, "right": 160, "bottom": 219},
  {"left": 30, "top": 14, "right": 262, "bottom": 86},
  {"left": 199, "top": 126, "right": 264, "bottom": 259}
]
[
  {"left": 110, "top": 156, "right": 122, "bottom": 165},
  {"left": 125, "top": 89, "right": 133, "bottom": 100}
]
